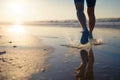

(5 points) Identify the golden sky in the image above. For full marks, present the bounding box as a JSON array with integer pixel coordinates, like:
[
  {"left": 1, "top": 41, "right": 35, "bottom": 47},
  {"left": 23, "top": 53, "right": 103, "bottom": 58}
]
[{"left": 0, "top": 0, "right": 120, "bottom": 22}]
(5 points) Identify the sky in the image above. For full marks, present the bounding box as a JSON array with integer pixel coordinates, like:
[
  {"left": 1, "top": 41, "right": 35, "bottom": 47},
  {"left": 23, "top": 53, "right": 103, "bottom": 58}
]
[{"left": 0, "top": 0, "right": 120, "bottom": 22}]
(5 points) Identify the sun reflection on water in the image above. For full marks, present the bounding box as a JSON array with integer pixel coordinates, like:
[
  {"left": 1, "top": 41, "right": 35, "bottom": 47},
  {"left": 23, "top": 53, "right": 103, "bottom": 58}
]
[
  {"left": 1, "top": 24, "right": 42, "bottom": 47},
  {"left": 9, "top": 24, "right": 26, "bottom": 33}
]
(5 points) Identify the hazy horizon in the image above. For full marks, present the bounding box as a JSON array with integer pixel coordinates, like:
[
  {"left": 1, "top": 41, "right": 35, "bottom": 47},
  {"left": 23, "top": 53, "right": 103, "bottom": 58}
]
[{"left": 0, "top": 17, "right": 120, "bottom": 22}]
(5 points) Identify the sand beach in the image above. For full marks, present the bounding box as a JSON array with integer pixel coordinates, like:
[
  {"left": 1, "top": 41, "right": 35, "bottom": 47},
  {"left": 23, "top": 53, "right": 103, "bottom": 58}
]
[{"left": 0, "top": 22, "right": 120, "bottom": 80}]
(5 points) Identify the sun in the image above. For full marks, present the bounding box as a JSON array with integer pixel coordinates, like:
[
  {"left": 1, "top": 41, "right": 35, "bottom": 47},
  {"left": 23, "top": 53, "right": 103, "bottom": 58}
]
[
  {"left": 11, "top": 4, "right": 23, "bottom": 15},
  {"left": 6, "top": 2, "right": 25, "bottom": 22},
  {"left": 8, "top": 3, "right": 24, "bottom": 15}
]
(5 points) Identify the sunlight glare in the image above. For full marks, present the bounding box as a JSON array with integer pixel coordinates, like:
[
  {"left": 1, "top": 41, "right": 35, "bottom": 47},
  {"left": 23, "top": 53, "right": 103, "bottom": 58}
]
[
  {"left": 10, "top": 25, "right": 25, "bottom": 33},
  {"left": 9, "top": 3, "right": 24, "bottom": 15}
]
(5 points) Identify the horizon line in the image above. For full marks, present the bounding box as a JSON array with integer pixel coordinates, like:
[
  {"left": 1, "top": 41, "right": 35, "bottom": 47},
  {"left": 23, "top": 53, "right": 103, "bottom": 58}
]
[{"left": 0, "top": 17, "right": 120, "bottom": 23}]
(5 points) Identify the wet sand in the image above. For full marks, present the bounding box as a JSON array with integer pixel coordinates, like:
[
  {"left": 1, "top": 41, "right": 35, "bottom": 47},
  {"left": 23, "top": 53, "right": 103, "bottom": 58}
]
[
  {"left": 0, "top": 28, "right": 52, "bottom": 80},
  {"left": 0, "top": 25, "right": 120, "bottom": 80}
]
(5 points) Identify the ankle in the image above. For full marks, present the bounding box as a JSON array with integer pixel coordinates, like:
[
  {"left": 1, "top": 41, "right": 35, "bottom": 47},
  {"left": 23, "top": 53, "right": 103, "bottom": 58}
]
[
  {"left": 83, "top": 27, "right": 88, "bottom": 31},
  {"left": 89, "top": 32, "right": 93, "bottom": 39}
]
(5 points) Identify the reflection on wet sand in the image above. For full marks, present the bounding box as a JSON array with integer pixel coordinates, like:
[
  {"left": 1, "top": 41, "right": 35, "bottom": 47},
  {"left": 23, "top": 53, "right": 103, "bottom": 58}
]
[
  {"left": 75, "top": 48, "right": 94, "bottom": 80},
  {"left": 0, "top": 25, "right": 51, "bottom": 80}
]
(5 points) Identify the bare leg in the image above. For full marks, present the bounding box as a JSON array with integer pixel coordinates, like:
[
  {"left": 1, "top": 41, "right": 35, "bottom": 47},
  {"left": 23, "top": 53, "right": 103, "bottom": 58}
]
[
  {"left": 75, "top": 2, "right": 87, "bottom": 29},
  {"left": 87, "top": 7, "right": 96, "bottom": 33}
]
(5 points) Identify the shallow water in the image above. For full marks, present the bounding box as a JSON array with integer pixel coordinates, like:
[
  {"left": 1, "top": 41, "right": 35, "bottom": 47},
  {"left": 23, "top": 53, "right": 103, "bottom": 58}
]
[{"left": 0, "top": 25, "right": 120, "bottom": 80}]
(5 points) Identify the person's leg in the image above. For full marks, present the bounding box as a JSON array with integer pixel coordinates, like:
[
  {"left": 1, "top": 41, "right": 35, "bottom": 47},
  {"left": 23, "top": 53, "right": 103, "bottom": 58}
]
[
  {"left": 87, "top": 7, "right": 95, "bottom": 33},
  {"left": 86, "top": 0, "right": 96, "bottom": 39},
  {"left": 74, "top": 0, "right": 87, "bottom": 29},
  {"left": 74, "top": 0, "right": 89, "bottom": 44}
]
